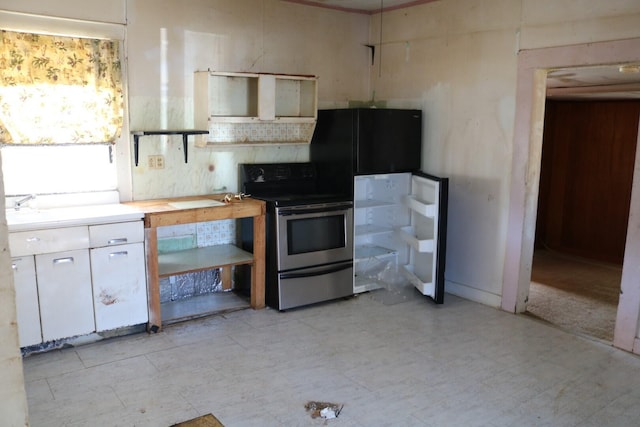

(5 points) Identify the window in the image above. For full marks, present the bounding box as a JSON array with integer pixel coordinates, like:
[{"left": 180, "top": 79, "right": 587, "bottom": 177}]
[{"left": 0, "top": 30, "right": 123, "bottom": 145}]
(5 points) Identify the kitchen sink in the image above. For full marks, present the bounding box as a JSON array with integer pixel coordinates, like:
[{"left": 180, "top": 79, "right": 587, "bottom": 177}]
[{"left": 5, "top": 204, "right": 144, "bottom": 231}]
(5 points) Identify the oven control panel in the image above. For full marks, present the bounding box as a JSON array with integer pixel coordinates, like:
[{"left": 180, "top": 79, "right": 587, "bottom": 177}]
[{"left": 241, "top": 163, "right": 316, "bottom": 183}]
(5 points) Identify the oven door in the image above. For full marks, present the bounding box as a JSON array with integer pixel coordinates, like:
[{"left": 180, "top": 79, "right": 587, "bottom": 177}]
[{"left": 275, "top": 201, "right": 353, "bottom": 271}]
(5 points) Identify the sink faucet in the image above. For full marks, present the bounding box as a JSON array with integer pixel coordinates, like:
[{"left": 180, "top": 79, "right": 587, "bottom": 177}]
[{"left": 14, "top": 194, "right": 35, "bottom": 211}]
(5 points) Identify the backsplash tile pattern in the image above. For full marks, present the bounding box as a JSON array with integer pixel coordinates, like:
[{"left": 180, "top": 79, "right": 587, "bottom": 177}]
[
  {"left": 207, "top": 122, "right": 316, "bottom": 144},
  {"left": 196, "top": 219, "right": 235, "bottom": 246}
]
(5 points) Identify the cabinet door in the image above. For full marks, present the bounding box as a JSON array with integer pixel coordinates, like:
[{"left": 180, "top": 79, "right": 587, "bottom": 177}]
[
  {"left": 12, "top": 256, "right": 42, "bottom": 347},
  {"left": 36, "top": 249, "right": 94, "bottom": 342},
  {"left": 90, "top": 242, "right": 147, "bottom": 331}
]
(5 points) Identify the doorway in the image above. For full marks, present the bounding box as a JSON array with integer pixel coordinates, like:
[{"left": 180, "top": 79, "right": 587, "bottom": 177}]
[
  {"left": 526, "top": 100, "right": 640, "bottom": 341},
  {"left": 502, "top": 38, "right": 640, "bottom": 353}
]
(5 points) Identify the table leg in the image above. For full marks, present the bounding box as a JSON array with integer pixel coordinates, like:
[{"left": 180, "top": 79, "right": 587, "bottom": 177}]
[
  {"left": 252, "top": 212, "right": 266, "bottom": 309},
  {"left": 145, "top": 227, "right": 161, "bottom": 332}
]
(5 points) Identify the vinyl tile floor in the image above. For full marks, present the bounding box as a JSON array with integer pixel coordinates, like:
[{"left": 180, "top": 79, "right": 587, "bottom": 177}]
[{"left": 23, "top": 288, "right": 640, "bottom": 427}]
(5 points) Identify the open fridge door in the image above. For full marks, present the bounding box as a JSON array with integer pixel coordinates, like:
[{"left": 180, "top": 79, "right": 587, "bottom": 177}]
[{"left": 399, "top": 172, "right": 448, "bottom": 303}]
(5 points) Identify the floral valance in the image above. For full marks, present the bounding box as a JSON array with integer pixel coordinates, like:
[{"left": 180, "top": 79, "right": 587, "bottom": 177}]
[{"left": 0, "top": 30, "right": 123, "bottom": 144}]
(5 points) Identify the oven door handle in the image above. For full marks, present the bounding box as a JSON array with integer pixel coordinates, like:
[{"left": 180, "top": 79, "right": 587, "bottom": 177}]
[
  {"left": 277, "top": 205, "right": 352, "bottom": 216},
  {"left": 280, "top": 262, "right": 352, "bottom": 280}
]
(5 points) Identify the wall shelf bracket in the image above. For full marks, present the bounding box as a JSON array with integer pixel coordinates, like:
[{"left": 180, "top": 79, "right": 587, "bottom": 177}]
[{"left": 131, "top": 130, "right": 209, "bottom": 166}]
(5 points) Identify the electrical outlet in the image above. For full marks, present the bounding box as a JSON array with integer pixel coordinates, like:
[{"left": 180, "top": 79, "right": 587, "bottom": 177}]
[{"left": 148, "top": 155, "right": 165, "bottom": 169}]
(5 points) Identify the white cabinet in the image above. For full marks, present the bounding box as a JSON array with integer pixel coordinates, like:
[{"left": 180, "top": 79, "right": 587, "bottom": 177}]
[
  {"left": 194, "top": 71, "right": 318, "bottom": 144},
  {"left": 89, "top": 222, "right": 147, "bottom": 332},
  {"left": 9, "top": 218, "right": 147, "bottom": 347},
  {"left": 11, "top": 256, "right": 41, "bottom": 347},
  {"left": 10, "top": 226, "right": 93, "bottom": 343},
  {"left": 353, "top": 172, "right": 448, "bottom": 303},
  {"left": 36, "top": 249, "right": 94, "bottom": 342}
]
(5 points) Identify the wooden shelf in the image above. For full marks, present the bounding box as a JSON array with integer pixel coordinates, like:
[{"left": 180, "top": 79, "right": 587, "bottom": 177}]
[
  {"left": 130, "top": 130, "right": 209, "bottom": 166},
  {"left": 158, "top": 244, "right": 253, "bottom": 277}
]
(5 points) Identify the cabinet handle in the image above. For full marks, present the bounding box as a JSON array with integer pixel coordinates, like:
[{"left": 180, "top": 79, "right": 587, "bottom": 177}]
[
  {"left": 107, "top": 238, "right": 128, "bottom": 245},
  {"left": 109, "top": 251, "right": 128, "bottom": 258},
  {"left": 11, "top": 263, "right": 17, "bottom": 271},
  {"left": 53, "top": 257, "right": 74, "bottom": 265},
  {"left": 26, "top": 237, "right": 41, "bottom": 243}
]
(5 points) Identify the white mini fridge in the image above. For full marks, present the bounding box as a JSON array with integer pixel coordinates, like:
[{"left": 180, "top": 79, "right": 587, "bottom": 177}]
[{"left": 354, "top": 171, "right": 448, "bottom": 303}]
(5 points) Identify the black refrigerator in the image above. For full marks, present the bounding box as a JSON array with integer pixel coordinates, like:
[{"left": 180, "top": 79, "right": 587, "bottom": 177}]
[
  {"left": 310, "top": 108, "right": 422, "bottom": 196},
  {"left": 310, "top": 108, "right": 448, "bottom": 304}
]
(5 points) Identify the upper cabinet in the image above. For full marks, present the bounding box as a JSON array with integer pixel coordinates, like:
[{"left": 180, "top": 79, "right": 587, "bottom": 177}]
[{"left": 194, "top": 71, "right": 318, "bottom": 145}]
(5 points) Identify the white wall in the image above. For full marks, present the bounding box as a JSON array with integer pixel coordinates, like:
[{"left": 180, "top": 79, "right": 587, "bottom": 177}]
[
  {"left": 126, "top": 0, "right": 370, "bottom": 199},
  {"left": 367, "top": 0, "right": 640, "bottom": 309},
  {"left": 368, "top": 0, "right": 521, "bottom": 306}
]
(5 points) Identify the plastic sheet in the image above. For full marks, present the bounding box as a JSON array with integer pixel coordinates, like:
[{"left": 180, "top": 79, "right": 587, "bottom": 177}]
[
  {"left": 357, "top": 256, "right": 406, "bottom": 290},
  {"left": 305, "top": 401, "right": 343, "bottom": 419},
  {"left": 358, "top": 255, "right": 415, "bottom": 306}
]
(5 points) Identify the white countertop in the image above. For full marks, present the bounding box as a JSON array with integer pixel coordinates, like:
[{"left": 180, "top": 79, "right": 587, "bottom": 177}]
[{"left": 5, "top": 203, "right": 145, "bottom": 232}]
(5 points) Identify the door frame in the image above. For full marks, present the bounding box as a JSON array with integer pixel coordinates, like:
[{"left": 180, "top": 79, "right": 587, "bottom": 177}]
[{"left": 502, "top": 38, "right": 640, "bottom": 353}]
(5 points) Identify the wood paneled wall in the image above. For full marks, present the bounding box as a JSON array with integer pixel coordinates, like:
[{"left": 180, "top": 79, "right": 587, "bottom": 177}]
[{"left": 536, "top": 100, "right": 640, "bottom": 264}]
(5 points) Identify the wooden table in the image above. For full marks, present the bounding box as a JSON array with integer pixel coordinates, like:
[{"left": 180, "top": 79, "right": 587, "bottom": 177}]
[{"left": 124, "top": 195, "right": 265, "bottom": 332}]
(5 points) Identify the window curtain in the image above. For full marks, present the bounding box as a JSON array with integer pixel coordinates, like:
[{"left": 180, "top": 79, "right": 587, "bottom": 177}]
[{"left": 0, "top": 30, "right": 123, "bottom": 144}]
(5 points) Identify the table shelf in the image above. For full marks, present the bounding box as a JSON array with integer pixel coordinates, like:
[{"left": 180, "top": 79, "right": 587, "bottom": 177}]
[{"left": 158, "top": 244, "right": 253, "bottom": 277}]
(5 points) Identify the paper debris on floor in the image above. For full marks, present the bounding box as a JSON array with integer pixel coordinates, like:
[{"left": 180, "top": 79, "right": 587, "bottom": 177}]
[{"left": 305, "top": 401, "right": 343, "bottom": 419}]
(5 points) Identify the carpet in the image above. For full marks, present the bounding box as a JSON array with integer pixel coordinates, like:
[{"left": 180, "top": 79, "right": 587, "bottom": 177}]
[
  {"left": 171, "top": 414, "right": 224, "bottom": 427},
  {"left": 526, "top": 250, "right": 621, "bottom": 342}
]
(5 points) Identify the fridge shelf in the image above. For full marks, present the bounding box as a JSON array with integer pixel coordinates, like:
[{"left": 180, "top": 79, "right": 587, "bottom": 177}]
[
  {"left": 401, "top": 264, "right": 435, "bottom": 296},
  {"left": 403, "top": 195, "right": 436, "bottom": 217},
  {"left": 354, "top": 275, "right": 386, "bottom": 293},
  {"left": 355, "top": 199, "right": 395, "bottom": 209},
  {"left": 355, "top": 224, "right": 393, "bottom": 237},
  {"left": 397, "top": 226, "right": 435, "bottom": 252},
  {"left": 355, "top": 244, "right": 397, "bottom": 261}
]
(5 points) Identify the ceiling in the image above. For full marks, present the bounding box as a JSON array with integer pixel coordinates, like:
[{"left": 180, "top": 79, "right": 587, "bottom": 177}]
[
  {"left": 547, "top": 64, "right": 640, "bottom": 100},
  {"left": 283, "top": 0, "right": 424, "bottom": 14}
]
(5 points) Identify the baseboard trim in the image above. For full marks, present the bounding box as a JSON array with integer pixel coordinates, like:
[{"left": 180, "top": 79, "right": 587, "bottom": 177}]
[{"left": 445, "top": 280, "right": 502, "bottom": 308}]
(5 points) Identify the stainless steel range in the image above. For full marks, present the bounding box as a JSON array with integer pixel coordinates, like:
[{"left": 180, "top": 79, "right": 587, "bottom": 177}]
[{"left": 240, "top": 163, "right": 353, "bottom": 310}]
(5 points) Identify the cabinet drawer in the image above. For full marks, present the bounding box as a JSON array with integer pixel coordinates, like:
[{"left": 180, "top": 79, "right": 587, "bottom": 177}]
[
  {"left": 9, "top": 226, "right": 89, "bottom": 257},
  {"left": 89, "top": 221, "right": 143, "bottom": 247}
]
